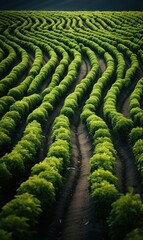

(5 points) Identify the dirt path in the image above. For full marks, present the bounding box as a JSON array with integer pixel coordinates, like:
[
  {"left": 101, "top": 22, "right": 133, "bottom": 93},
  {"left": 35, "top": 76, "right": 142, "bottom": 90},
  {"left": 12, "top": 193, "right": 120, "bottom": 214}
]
[{"left": 58, "top": 122, "right": 99, "bottom": 240}]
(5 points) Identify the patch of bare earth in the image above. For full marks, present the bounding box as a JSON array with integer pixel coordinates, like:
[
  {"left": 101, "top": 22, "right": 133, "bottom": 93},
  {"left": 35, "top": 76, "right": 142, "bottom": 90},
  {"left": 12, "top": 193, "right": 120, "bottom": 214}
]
[{"left": 58, "top": 122, "right": 102, "bottom": 240}]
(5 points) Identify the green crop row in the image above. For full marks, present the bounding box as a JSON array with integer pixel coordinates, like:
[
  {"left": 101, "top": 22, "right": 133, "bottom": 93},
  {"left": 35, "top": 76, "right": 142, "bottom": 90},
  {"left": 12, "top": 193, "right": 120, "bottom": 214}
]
[
  {"left": 0, "top": 120, "right": 43, "bottom": 207},
  {"left": 129, "top": 77, "right": 143, "bottom": 127},
  {"left": 129, "top": 127, "right": 143, "bottom": 179},
  {"left": 0, "top": 94, "right": 41, "bottom": 153},
  {"left": 27, "top": 48, "right": 81, "bottom": 124},
  {"left": 0, "top": 96, "right": 15, "bottom": 118},
  {"left": 81, "top": 106, "right": 119, "bottom": 219},
  {"left": 0, "top": 111, "right": 71, "bottom": 240},
  {"left": 0, "top": 35, "right": 29, "bottom": 97},
  {"left": 0, "top": 39, "right": 17, "bottom": 79}
]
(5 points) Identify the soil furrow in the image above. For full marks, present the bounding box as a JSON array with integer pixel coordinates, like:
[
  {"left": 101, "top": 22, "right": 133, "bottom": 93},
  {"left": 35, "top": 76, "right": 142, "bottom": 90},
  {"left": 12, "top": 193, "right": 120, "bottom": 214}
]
[{"left": 59, "top": 122, "right": 97, "bottom": 240}]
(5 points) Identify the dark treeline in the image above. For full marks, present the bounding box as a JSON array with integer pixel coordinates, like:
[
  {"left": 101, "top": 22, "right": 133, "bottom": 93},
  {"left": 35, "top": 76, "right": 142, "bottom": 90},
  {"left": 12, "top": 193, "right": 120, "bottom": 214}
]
[{"left": 0, "top": 0, "right": 143, "bottom": 11}]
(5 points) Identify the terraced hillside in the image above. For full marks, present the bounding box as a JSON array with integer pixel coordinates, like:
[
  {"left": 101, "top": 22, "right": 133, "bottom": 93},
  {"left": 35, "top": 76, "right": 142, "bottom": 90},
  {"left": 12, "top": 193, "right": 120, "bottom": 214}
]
[{"left": 0, "top": 11, "right": 143, "bottom": 240}]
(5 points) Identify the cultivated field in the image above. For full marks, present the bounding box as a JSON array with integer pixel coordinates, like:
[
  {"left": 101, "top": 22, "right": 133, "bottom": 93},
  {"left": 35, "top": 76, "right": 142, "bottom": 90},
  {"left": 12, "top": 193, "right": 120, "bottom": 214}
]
[{"left": 0, "top": 11, "right": 143, "bottom": 240}]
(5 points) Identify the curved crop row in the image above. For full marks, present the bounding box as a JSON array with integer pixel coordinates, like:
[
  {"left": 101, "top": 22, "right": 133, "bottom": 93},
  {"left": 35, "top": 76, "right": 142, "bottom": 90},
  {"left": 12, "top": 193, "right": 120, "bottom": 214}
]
[
  {"left": 0, "top": 94, "right": 41, "bottom": 154},
  {"left": 129, "top": 77, "right": 143, "bottom": 127},
  {"left": 0, "top": 120, "right": 43, "bottom": 207}
]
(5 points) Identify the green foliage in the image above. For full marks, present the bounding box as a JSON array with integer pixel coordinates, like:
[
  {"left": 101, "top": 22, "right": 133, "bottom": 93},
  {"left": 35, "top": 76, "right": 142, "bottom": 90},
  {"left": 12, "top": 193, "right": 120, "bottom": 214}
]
[
  {"left": 124, "top": 228, "right": 143, "bottom": 240},
  {"left": 60, "top": 106, "right": 75, "bottom": 118},
  {"left": 27, "top": 107, "right": 48, "bottom": 124},
  {"left": 0, "top": 193, "right": 41, "bottom": 226},
  {"left": 0, "top": 111, "right": 21, "bottom": 135},
  {"left": 52, "top": 127, "right": 71, "bottom": 143},
  {"left": 0, "top": 96, "right": 15, "bottom": 117},
  {"left": 31, "top": 163, "right": 62, "bottom": 191},
  {"left": 0, "top": 215, "right": 32, "bottom": 240},
  {"left": 0, "top": 229, "right": 12, "bottom": 240},
  {"left": 44, "top": 157, "right": 63, "bottom": 172},
  {"left": 48, "top": 139, "right": 70, "bottom": 166},
  {"left": 0, "top": 132, "right": 11, "bottom": 152},
  {"left": 1, "top": 153, "right": 25, "bottom": 180},
  {"left": 113, "top": 117, "right": 133, "bottom": 137},
  {"left": 91, "top": 181, "right": 119, "bottom": 217},
  {"left": 108, "top": 192, "right": 143, "bottom": 240},
  {"left": 0, "top": 163, "right": 12, "bottom": 188},
  {"left": 10, "top": 101, "right": 29, "bottom": 117},
  {"left": 129, "top": 127, "right": 143, "bottom": 146},
  {"left": 88, "top": 169, "right": 118, "bottom": 192},
  {"left": 90, "top": 153, "right": 115, "bottom": 174},
  {"left": 17, "top": 176, "right": 55, "bottom": 210}
]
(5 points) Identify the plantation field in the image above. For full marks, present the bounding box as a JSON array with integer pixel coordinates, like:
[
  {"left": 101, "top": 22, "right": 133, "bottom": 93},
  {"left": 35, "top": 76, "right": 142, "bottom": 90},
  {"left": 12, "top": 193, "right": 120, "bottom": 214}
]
[{"left": 0, "top": 11, "right": 143, "bottom": 240}]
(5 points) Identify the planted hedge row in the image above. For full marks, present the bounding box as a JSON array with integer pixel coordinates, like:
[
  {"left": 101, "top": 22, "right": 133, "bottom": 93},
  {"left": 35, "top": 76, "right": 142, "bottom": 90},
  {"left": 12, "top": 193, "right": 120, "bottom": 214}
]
[
  {"left": 27, "top": 49, "right": 82, "bottom": 124},
  {"left": 129, "top": 77, "right": 143, "bottom": 127},
  {"left": 129, "top": 127, "right": 143, "bottom": 179},
  {"left": 0, "top": 94, "right": 41, "bottom": 153},
  {"left": 0, "top": 120, "right": 43, "bottom": 207},
  {"left": 0, "top": 38, "right": 29, "bottom": 97}
]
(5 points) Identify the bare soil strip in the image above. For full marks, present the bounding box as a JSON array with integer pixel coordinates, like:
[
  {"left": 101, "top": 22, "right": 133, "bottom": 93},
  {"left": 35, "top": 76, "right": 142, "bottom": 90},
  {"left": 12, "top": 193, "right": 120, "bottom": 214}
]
[{"left": 58, "top": 122, "right": 97, "bottom": 240}]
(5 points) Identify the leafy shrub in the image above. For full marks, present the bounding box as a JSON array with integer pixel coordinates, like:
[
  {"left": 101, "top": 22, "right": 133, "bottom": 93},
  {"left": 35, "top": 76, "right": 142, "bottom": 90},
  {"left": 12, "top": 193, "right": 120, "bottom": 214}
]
[
  {"left": 17, "top": 176, "right": 55, "bottom": 210},
  {"left": 0, "top": 163, "right": 12, "bottom": 188},
  {"left": 52, "top": 127, "right": 71, "bottom": 143},
  {"left": 133, "top": 139, "right": 143, "bottom": 160},
  {"left": 48, "top": 139, "right": 70, "bottom": 166},
  {"left": 91, "top": 181, "right": 119, "bottom": 217},
  {"left": 44, "top": 157, "right": 63, "bottom": 172},
  {"left": 0, "top": 229, "right": 12, "bottom": 240},
  {"left": 0, "top": 132, "right": 11, "bottom": 152},
  {"left": 0, "top": 193, "right": 41, "bottom": 226},
  {"left": 60, "top": 106, "right": 74, "bottom": 118},
  {"left": 129, "top": 127, "right": 143, "bottom": 146},
  {"left": 0, "top": 117, "right": 17, "bottom": 135},
  {"left": 31, "top": 163, "right": 62, "bottom": 191},
  {"left": 113, "top": 117, "right": 133, "bottom": 137},
  {"left": 38, "top": 170, "right": 62, "bottom": 192},
  {"left": 10, "top": 101, "right": 29, "bottom": 117},
  {"left": 108, "top": 192, "right": 143, "bottom": 240},
  {"left": 8, "top": 86, "right": 26, "bottom": 100},
  {"left": 52, "top": 115, "right": 70, "bottom": 130},
  {"left": 93, "top": 136, "right": 112, "bottom": 146},
  {"left": 80, "top": 109, "right": 93, "bottom": 122},
  {"left": 94, "top": 142, "right": 116, "bottom": 158},
  {"left": 0, "top": 215, "right": 32, "bottom": 240},
  {"left": 87, "top": 120, "right": 107, "bottom": 136},
  {"left": 0, "top": 96, "right": 15, "bottom": 117},
  {"left": 124, "top": 228, "right": 143, "bottom": 240},
  {"left": 93, "top": 128, "right": 111, "bottom": 139},
  {"left": 41, "top": 102, "right": 53, "bottom": 113},
  {"left": 90, "top": 153, "right": 115, "bottom": 173},
  {"left": 27, "top": 107, "right": 48, "bottom": 124},
  {"left": 88, "top": 169, "right": 118, "bottom": 192},
  {"left": 1, "top": 152, "right": 25, "bottom": 180}
]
